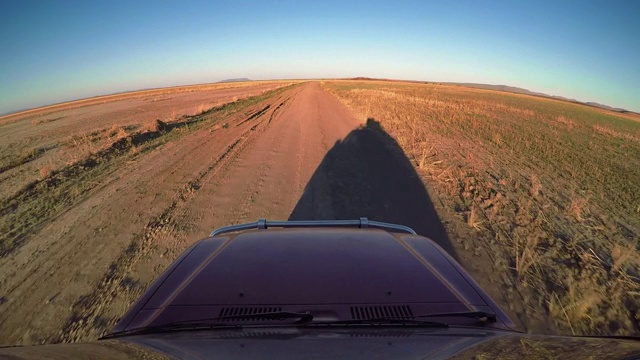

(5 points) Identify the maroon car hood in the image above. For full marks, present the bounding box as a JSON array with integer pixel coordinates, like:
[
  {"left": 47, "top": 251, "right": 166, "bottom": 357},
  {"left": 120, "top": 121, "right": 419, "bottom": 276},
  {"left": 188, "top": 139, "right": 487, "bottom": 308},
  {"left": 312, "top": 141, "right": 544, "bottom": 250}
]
[{"left": 114, "top": 229, "right": 512, "bottom": 332}]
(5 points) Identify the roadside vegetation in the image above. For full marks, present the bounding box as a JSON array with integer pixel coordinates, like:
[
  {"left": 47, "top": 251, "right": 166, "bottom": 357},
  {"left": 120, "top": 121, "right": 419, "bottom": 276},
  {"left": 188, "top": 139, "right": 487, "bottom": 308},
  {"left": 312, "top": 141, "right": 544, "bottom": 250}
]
[{"left": 323, "top": 80, "right": 640, "bottom": 336}]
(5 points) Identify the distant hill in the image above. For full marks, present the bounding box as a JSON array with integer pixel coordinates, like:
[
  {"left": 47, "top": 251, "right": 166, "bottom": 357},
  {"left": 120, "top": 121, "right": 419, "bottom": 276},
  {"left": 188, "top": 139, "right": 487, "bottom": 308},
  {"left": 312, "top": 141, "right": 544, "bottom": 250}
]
[
  {"left": 448, "top": 83, "right": 634, "bottom": 114},
  {"left": 452, "top": 83, "right": 548, "bottom": 97},
  {"left": 584, "top": 102, "right": 630, "bottom": 113},
  {"left": 346, "top": 77, "right": 635, "bottom": 114},
  {"left": 218, "top": 78, "right": 251, "bottom": 83}
]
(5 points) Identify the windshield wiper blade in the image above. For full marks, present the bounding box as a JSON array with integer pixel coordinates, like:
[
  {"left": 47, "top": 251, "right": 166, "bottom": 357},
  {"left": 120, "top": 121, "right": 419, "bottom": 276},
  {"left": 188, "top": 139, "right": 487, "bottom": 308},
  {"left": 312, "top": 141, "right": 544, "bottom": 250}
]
[
  {"left": 310, "top": 318, "right": 449, "bottom": 328},
  {"left": 102, "top": 311, "right": 314, "bottom": 339},
  {"left": 411, "top": 311, "right": 497, "bottom": 324},
  {"left": 309, "top": 311, "right": 496, "bottom": 328},
  {"left": 101, "top": 321, "right": 241, "bottom": 339}
]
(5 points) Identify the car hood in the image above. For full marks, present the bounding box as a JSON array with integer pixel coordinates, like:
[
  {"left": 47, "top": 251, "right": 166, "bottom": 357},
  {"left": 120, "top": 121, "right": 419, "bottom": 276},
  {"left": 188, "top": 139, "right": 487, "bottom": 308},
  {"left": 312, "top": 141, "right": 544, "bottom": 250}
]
[
  {"left": 113, "top": 228, "right": 512, "bottom": 332},
  {"left": 0, "top": 328, "right": 638, "bottom": 359}
]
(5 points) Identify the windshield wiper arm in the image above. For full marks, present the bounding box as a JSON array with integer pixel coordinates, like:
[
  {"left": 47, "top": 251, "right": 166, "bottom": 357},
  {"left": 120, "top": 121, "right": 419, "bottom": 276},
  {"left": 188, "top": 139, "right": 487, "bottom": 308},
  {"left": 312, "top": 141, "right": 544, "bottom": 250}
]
[{"left": 102, "top": 311, "right": 314, "bottom": 339}]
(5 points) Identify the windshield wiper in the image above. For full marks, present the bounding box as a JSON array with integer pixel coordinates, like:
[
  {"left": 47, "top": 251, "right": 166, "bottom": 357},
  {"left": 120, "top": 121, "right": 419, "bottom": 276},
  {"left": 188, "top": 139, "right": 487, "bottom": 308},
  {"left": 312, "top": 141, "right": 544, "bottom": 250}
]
[
  {"left": 411, "top": 311, "right": 497, "bottom": 324},
  {"left": 102, "top": 311, "right": 313, "bottom": 339},
  {"left": 101, "top": 321, "right": 241, "bottom": 339},
  {"left": 309, "top": 311, "right": 496, "bottom": 328},
  {"left": 310, "top": 318, "right": 449, "bottom": 328},
  {"left": 101, "top": 311, "right": 494, "bottom": 338}
]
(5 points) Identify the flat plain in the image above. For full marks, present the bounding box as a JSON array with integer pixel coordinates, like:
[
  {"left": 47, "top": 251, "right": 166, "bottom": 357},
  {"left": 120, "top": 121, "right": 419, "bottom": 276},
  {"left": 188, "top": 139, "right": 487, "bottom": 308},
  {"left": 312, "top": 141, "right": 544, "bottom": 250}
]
[{"left": 0, "top": 79, "right": 638, "bottom": 345}]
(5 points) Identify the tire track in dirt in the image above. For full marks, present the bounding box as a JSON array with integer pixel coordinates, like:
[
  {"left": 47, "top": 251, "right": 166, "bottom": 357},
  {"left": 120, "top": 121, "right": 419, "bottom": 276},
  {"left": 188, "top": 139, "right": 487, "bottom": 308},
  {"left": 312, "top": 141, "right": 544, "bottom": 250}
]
[
  {"left": 156, "top": 91, "right": 299, "bottom": 245},
  {"left": 212, "top": 97, "right": 299, "bottom": 224},
  {"left": 179, "top": 82, "right": 361, "bottom": 237}
]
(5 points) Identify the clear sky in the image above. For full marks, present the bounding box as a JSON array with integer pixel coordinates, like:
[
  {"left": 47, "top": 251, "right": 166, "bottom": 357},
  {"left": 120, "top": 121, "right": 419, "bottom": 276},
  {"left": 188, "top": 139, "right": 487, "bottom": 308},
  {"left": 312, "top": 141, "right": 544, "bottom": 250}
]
[{"left": 1, "top": 0, "right": 638, "bottom": 114}]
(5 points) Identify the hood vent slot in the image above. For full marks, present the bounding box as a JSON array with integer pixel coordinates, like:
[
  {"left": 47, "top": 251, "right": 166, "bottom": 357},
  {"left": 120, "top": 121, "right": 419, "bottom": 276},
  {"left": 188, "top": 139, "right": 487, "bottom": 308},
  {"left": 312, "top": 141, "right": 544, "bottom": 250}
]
[
  {"left": 219, "top": 307, "right": 283, "bottom": 321},
  {"left": 350, "top": 305, "right": 413, "bottom": 320}
]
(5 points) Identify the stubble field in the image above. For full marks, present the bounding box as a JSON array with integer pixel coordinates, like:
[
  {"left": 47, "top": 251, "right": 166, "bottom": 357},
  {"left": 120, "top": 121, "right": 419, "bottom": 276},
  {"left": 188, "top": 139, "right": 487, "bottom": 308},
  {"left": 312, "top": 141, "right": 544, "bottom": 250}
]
[{"left": 323, "top": 80, "right": 640, "bottom": 336}]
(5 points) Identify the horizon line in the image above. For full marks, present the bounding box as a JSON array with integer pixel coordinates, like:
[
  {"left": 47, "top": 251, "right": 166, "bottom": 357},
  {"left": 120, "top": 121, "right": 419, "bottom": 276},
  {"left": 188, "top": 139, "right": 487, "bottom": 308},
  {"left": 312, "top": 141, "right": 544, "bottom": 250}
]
[{"left": 1, "top": 77, "right": 637, "bottom": 119}]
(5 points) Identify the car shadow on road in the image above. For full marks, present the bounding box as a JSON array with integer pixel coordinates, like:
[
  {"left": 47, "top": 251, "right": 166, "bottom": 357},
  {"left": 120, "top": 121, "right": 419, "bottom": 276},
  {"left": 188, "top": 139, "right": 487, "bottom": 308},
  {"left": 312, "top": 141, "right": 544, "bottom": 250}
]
[{"left": 288, "top": 118, "right": 459, "bottom": 260}]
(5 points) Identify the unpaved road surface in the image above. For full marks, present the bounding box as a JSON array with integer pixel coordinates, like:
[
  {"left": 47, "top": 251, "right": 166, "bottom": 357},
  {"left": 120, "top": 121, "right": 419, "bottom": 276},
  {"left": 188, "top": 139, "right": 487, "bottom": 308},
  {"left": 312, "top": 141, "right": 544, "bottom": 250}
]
[{"left": 0, "top": 82, "right": 454, "bottom": 345}]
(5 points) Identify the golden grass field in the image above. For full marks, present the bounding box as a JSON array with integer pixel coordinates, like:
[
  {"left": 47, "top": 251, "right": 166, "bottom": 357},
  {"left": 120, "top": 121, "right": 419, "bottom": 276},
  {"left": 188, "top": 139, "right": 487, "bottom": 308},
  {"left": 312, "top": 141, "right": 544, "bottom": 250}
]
[{"left": 323, "top": 80, "right": 640, "bottom": 336}]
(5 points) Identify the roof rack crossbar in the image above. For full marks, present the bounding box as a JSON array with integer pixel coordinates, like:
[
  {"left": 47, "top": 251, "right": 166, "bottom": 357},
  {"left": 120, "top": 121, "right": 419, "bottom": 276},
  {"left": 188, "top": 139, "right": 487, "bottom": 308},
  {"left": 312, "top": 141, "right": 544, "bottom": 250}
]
[{"left": 209, "top": 218, "right": 416, "bottom": 236}]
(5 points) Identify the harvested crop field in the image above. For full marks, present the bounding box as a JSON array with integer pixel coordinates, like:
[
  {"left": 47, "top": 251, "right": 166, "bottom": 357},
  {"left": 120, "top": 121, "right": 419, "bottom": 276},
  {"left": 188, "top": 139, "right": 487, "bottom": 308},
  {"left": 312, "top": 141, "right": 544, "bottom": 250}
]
[
  {"left": 0, "top": 80, "right": 638, "bottom": 345},
  {"left": 324, "top": 80, "right": 640, "bottom": 336}
]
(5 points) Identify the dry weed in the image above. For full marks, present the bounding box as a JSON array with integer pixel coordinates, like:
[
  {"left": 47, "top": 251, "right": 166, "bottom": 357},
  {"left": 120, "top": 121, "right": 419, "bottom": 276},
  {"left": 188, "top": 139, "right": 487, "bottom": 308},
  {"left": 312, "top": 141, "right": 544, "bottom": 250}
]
[
  {"left": 556, "top": 115, "right": 576, "bottom": 128},
  {"left": 512, "top": 232, "right": 540, "bottom": 277},
  {"left": 548, "top": 275, "right": 605, "bottom": 335},
  {"left": 143, "top": 119, "right": 168, "bottom": 133},
  {"left": 568, "top": 196, "right": 590, "bottom": 221},
  {"left": 611, "top": 244, "right": 638, "bottom": 272},
  {"left": 530, "top": 174, "right": 541, "bottom": 198},
  {"left": 66, "top": 133, "right": 97, "bottom": 164},
  {"left": 195, "top": 103, "right": 215, "bottom": 115},
  {"left": 592, "top": 124, "right": 639, "bottom": 142},
  {"left": 492, "top": 133, "right": 503, "bottom": 146},
  {"left": 467, "top": 205, "right": 484, "bottom": 230},
  {"left": 38, "top": 164, "right": 53, "bottom": 178}
]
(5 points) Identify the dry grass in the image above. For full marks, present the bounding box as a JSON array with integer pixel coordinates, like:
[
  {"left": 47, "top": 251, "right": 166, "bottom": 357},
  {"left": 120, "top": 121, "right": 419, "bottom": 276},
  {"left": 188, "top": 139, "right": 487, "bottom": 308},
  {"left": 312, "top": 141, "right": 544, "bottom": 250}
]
[
  {"left": 142, "top": 119, "right": 168, "bottom": 133},
  {"left": 63, "top": 125, "right": 137, "bottom": 165},
  {"left": 65, "top": 133, "right": 101, "bottom": 164},
  {"left": 38, "top": 164, "right": 54, "bottom": 179},
  {"left": 194, "top": 103, "right": 218, "bottom": 115},
  {"left": 567, "top": 195, "right": 590, "bottom": 221},
  {"left": 467, "top": 205, "right": 484, "bottom": 230},
  {"left": 555, "top": 115, "right": 577, "bottom": 128},
  {"left": 450, "top": 331, "right": 640, "bottom": 358},
  {"left": 324, "top": 80, "right": 640, "bottom": 336},
  {"left": 529, "top": 175, "right": 541, "bottom": 198},
  {"left": 593, "top": 124, "right": 639, "bottom": 142},
  {"left": 108, "top": 125, "right": 130, "bottom": 139}
]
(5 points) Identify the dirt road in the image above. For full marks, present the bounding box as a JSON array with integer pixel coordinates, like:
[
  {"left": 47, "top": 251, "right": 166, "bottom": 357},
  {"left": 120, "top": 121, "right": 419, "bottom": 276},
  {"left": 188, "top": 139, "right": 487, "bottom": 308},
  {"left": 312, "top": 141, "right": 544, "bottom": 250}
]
[{"left": 0, "top": 82, "right": 452, "bottom": 345}]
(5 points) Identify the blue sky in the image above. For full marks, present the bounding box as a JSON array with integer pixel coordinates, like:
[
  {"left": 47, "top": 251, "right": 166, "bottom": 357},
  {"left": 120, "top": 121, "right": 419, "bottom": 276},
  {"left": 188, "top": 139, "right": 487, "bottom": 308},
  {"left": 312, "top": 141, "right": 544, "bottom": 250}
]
[{"left": 1, "top": 0, "right": 639, "bottom": 114}]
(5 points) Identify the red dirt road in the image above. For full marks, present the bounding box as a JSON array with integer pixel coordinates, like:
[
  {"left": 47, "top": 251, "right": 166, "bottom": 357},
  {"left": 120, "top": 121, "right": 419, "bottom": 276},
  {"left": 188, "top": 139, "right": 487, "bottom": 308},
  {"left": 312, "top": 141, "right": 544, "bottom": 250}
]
[{"left": 0, "top": 82, "right": 372, "bottom": 344}]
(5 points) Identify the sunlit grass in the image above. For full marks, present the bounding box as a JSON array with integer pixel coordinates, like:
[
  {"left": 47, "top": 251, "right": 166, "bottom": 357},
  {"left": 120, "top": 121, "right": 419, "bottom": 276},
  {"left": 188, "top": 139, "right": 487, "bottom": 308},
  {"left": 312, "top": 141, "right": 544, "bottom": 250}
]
[{"left": 324, "top": 80, "right": 640, "bottom": 336}]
